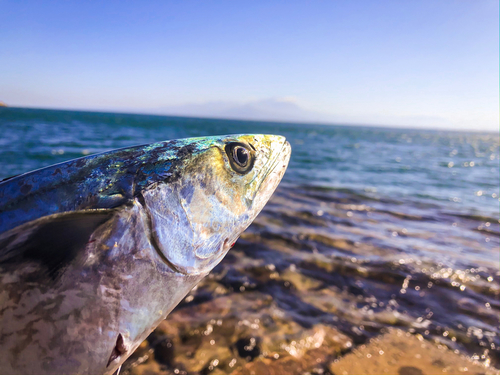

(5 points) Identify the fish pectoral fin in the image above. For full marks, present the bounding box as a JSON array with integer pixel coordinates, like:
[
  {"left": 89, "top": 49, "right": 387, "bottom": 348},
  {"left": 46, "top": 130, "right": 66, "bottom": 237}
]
[{"left": 0, "top": 210, "right": 114, "bottom": 280}]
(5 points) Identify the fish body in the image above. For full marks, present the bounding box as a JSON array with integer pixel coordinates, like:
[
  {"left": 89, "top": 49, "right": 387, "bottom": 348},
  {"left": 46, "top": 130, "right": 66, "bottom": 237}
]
[{"left": 0, "top": 134, "right": 291, "bottom": 375}]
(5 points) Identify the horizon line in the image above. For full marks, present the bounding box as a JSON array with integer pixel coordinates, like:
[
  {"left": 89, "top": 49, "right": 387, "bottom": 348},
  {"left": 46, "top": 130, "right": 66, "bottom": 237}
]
[{"left": 1, "top": 104, "right": 498, "bottom": 135}]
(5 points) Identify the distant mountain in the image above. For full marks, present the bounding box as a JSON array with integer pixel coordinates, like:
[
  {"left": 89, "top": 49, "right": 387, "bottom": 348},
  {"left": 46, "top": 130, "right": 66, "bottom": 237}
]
[
  {"left": 131, "top": 99, "right": 460, "bottom": 129},
  {"left": 149, "top": 99, "right": 335, "bottom": 124}
]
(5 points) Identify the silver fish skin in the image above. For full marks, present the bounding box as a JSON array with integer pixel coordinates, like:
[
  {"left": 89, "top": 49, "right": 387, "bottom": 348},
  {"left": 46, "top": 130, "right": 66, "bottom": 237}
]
[{"left": 0, "top": 134, "right": 291, "bottom": 375}]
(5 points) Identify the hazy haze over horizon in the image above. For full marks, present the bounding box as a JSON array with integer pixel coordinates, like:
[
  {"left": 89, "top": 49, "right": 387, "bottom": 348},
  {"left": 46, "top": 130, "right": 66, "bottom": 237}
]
[{"left": 1, "top": 1, "right": 498, "bottom": 131}]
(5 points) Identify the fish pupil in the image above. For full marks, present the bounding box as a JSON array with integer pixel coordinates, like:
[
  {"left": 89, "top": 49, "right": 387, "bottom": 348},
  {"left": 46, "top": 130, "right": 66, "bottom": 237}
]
[{"left": 235, "top": 147, "right": 249, "bottom": 166}]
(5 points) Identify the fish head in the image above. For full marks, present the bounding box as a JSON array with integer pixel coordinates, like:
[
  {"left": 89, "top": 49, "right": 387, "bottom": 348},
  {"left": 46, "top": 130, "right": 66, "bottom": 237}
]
[{"left": 141, "top": 134, "right": 291, "bottom": 275}]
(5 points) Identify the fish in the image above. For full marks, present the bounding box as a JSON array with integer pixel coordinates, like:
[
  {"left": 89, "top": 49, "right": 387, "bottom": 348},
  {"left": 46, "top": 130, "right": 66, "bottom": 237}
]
[{"left": 0, "top": 134, "right": 291, "bottom": 375}]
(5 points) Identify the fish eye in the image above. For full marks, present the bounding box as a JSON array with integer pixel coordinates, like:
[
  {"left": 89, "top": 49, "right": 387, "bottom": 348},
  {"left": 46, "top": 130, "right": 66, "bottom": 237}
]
[{"left": 225, "top": 142, "right": 255, "bottom": 174}]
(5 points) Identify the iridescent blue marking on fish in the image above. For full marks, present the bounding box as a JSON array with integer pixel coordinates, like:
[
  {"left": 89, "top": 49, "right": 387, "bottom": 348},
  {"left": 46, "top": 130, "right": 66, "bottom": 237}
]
[{"left": 0, "top": 137, "right": 219, "bottom": 233}]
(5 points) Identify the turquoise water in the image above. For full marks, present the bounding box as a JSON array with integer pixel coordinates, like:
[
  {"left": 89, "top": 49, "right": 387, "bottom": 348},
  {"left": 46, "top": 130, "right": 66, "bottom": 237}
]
[{"left": 1, "top": 107, "right": 499, "bottom": 365}]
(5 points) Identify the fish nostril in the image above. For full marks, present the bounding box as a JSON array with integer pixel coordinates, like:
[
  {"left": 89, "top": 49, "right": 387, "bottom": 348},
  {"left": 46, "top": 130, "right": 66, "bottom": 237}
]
[{"left": 107, "top": 333, "right": 127, "bottom": 367}]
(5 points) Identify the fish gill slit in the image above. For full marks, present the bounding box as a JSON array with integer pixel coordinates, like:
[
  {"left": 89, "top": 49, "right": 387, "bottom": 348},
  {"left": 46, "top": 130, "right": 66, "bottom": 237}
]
[{"left": 136, "top": 192, "right": 186, "bottom": 275}]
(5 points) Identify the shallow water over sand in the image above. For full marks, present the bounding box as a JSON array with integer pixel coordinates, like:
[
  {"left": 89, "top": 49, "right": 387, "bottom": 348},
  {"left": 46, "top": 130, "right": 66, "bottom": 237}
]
[
  {"left": 0, "top": 107, "right": 498, "bottom": 374},
  {"left": 122, "top": 184, "right": 497, "bottom": 374}
]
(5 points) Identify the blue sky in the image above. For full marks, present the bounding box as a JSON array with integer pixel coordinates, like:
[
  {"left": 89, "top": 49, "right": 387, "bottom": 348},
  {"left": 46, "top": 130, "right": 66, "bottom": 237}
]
[{"left": 1, "top": 1, "right": 498, "bottom": 130}]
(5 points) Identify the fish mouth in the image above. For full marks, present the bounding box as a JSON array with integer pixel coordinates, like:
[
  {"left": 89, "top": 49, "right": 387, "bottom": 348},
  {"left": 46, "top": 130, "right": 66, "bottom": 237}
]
[
  {"left": 249, "top": 138, "right": 291, "bottom": 204},
  {"left": 269, "top": 139, "right": 291, "bottom": 178}
]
